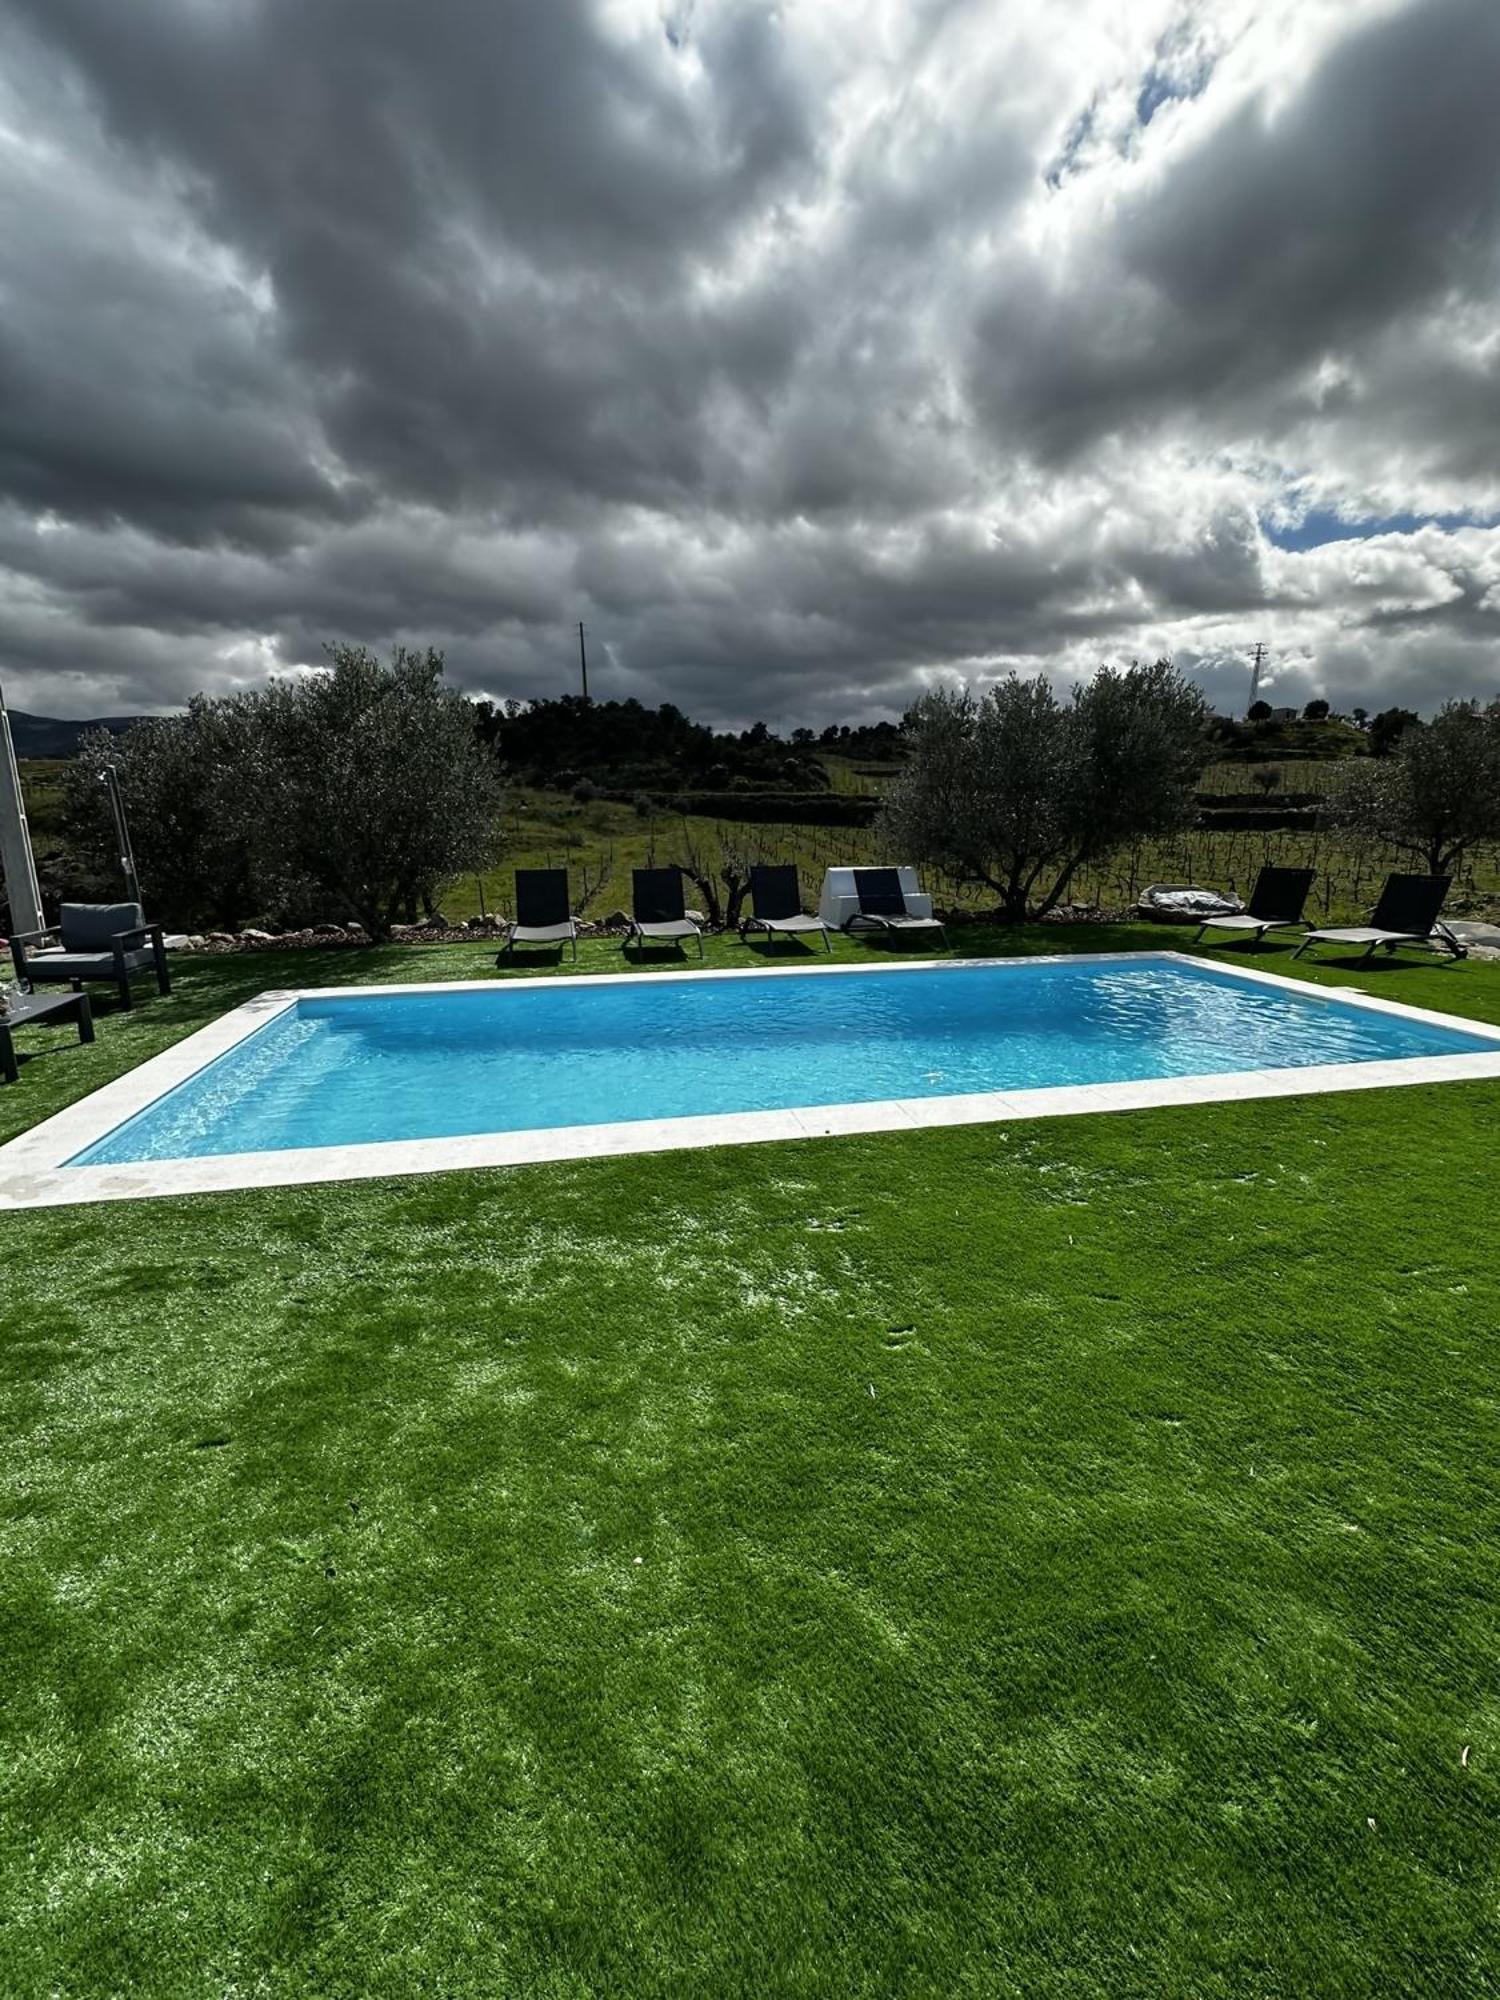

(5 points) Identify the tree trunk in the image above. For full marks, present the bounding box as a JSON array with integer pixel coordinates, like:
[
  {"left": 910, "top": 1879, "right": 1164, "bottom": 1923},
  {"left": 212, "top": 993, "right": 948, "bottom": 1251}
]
[
  {"left": 1428, "top": 839, "right": 1464, "bottom": 876},
  {"left": 674, "top": 858, "right": 723, "bottom": 927},
  {"left": 721, "top": 868, "right": 752, "bottom": 930},
  {"left": 1031, "top": 852, "right": 1086, "bottom": 922}
]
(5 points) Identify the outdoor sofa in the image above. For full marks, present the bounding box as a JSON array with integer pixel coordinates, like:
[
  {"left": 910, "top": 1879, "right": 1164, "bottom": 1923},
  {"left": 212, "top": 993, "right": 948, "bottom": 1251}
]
[{"left": 10, "top": 901, "right": 171, "bottom": 1010}]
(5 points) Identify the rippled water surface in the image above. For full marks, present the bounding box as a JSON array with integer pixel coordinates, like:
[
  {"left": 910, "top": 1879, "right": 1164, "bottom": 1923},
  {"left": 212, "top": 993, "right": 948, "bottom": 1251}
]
[{"left": 71, "top": 958, "right": 1497, "bottom": 1165}]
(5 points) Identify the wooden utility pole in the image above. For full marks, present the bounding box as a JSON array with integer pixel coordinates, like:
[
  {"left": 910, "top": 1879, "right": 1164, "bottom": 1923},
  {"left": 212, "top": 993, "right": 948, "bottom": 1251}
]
[{"left": 577, "top": 622, "right": 590, "bottom": 702}]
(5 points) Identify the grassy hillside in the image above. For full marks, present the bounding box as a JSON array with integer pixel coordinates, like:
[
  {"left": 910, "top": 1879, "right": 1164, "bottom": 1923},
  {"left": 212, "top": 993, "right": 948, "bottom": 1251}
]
[
  {"left": 1213, "top": 716, "right": 1369, "bottom": 762},
  {"left": 14, "top": 759, "right": 67, "bottom": 849}
]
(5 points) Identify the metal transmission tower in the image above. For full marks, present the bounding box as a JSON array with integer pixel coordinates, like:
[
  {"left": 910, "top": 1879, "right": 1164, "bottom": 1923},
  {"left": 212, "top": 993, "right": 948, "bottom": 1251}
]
[
  {"left": 0, "top": 680, "right": 45, "bottom": 939},
  {"left": 1246, "top": 641, "right": 1269, "bottom": 715}
]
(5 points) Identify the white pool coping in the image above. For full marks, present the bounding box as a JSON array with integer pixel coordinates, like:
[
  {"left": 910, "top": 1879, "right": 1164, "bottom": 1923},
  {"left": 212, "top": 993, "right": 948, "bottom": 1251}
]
[{"left": 2, "top": 950, "right": 1499, "bottom": 1209}]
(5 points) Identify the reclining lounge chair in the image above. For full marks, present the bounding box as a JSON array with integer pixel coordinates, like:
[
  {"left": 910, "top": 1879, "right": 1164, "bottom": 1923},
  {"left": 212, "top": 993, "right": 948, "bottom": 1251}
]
[
  {"left": 498, "top": 869, "right": 579, "bottom": 961},
  {"left": 1294, "top": 874, "right": 1463, "bottom": 962},
  {"left": 624, "top": 868, "right": 704, "bottom": 958},
  {"left": 9, "top": 901, "right": 170, "bottom": 1010},
  {"left": 741, "top": 865, "right": 832, "bottom": 952},
  {"left": 1193, "top": 866, "right": 1316, "bottom": 946},
  {"left": 844, "top": 868, "right": 948, "bottom": 946}
]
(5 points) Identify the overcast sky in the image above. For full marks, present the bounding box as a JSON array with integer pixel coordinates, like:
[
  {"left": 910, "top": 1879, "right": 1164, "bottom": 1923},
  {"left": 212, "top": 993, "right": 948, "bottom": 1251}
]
[{"left": 2, "top": 0, "right": 1498, "bottom": 727}]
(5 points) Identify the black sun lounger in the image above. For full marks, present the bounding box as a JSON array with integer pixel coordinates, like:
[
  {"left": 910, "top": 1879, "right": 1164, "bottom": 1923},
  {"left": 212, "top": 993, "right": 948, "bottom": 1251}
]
[
  {"left": 624, "top": 867, "right": 703, "bottom": 957},
  {"left": 1193, "top": 866, "right": 1316, "bottom": 945},
  {"left": 741, "top": 865, "right": 832, "bottom": 952},
  {"left": 498, "top": 869, "right": 578, "bottom": 961},
  {"left": 843, "top": 868, "right": 948, "bottom": 945},
  {"left": 1294, "top": 874, "right": 1464, "bottom": 962}
]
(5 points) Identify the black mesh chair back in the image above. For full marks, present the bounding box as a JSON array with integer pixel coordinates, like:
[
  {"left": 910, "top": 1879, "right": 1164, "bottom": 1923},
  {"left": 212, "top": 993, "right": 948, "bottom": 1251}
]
[
  {"left": 514, "top": 869, "right": 570, "bottom": 927},
  {"left": 853, "top": 868, "right": 907, "bottom": 917},
  {"left": 1246, "top": 867, "right": 1315, "bottom": 922},
  {"left": 1370, "top": 874, "right": 1450, "bottom": 937},
  {"left": 633, "top": 868, "right": 687, "bottom": 923},
  {"left": 750, "top": 865, "right": 802, "bottom": 921}
]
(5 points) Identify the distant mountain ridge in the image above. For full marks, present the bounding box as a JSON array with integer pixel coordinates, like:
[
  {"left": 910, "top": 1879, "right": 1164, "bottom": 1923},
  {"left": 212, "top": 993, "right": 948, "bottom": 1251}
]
[{"left": 3, "top": 710, "right": 145, "bottom": 759}]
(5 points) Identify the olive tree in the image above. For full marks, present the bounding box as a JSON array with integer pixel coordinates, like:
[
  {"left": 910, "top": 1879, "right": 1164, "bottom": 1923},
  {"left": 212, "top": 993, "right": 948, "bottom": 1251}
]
[
  {"left": 1368, "top": 705, "right": 1418, "bottom": 757},
  {"left": 62, "top": 648, "right": 503, "bottom": 937},
  {"left": 1334, "top": 699, "right": 1500, "bottom": 876},
  {"left": 63, "top": 696, "right": 271, "bottom": 929},
  {"left": 878, "top": 658, "right": 1209, "bottom": 921},
  {"left": 1067, "top": 658, "right": 1210, "bottom": 863},
  {"left": 260, "top": 645, "right": 505, "bottom": 940}
]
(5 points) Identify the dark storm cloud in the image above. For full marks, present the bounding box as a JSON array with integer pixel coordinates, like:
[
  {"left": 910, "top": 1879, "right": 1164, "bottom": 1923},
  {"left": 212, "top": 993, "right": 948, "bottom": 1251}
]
[
  {"left": 969, "top": 0, "right": 1500, "bottom": 463},
  {"left": 0, "top": 0, "right": 1497, "bottom": 726},
  {"left": 0, "top": 52, "right": 352, "bottom": 545},
  {"left": 7, "top": 0, "right": 820, "bottom": 521}
]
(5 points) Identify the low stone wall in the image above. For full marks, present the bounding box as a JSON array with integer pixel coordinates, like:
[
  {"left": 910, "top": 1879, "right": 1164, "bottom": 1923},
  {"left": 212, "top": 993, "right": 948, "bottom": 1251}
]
[
  {"left": 173, "top": 917, "right": 581, "bottom": 951},
  {"left": 159, "top": 901, "right": 1121, "bottom": 953},
  {"left": 0, "top": 899, "right": 1137, "bottom": 969}
]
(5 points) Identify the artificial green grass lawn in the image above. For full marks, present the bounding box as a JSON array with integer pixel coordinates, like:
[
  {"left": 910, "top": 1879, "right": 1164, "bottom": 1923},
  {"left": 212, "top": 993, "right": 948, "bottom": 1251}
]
[{"left": 3, "top": 928, "right": 1499, "bottom": 1996}]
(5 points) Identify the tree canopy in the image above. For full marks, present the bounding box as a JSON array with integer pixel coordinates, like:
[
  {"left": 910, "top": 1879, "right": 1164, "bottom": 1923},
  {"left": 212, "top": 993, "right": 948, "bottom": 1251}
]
[
  {"left": 64, "top": 646, "right": 504, "bottom": 938},
  {"left": 65, "top": 695, "right": 272, "bottom": 931},
  {"left": 878, "top": 659, "right": 1209, "bottom": 921},
  {"left": 475, "top": 696, "right": 834, "bottom": 793},
  {"left": 1335, "top": 700, "right": 1500, "bottom": 876},
  {"left": 1368, "top": 706, "right": 1419, "bottom": 757}
]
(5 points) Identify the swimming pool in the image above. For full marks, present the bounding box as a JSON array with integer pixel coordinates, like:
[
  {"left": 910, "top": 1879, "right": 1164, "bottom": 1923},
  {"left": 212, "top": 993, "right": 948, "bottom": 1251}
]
[{"left": 4, "top": 953, "right": 1500, "bottom": 1206}]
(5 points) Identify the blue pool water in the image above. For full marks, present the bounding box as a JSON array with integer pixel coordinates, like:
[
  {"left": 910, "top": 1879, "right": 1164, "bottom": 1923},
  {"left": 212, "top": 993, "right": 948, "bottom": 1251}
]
[{"left": 69, "top": 957, "right": 1498, "bottom": 1166}]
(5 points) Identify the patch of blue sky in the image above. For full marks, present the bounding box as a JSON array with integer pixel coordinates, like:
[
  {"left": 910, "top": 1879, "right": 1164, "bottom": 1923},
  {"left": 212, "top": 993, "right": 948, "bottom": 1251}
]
[
  {"left": 1044, "top": 103, "right": 1094, "bottom": 189},
  {"left": 1048, "top": 40, "right": 1214, "bottom": 188},
  {"left": 1135, "top": 42, "right": 1214, "bottom": 128},
  {"left": 1135, "top": 70, "right": 1181, "bottom": 127},
  {"left": 1264, "top": 509, "right": 1499, "bottom": 552}
]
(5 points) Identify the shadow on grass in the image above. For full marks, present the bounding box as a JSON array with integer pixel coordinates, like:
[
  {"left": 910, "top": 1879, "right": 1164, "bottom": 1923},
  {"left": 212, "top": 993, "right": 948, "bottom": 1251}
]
[
  {"left": 617, "top": 945, "right": 708, "bottom": 971},
  {"left": 1307, "top": 951, "right": 1467, "bottom": 976},
  {"left": 491, "top": 944, "right": 577, "bottom": 971},
  {"left": 952, "top": 919, "right": 1168, "bottom": 957},
  {"left": 737, "top": 935, "right": 828, "bottom": 960}
]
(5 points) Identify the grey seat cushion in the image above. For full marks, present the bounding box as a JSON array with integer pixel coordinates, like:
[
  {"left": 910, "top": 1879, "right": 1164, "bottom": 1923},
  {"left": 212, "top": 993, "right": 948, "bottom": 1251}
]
[
  {"left": 25, "top": 947, "right": 155, "bottom": 979},
  {"left": 59, "top": 902, "right": 146, "bottom": 951}
]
